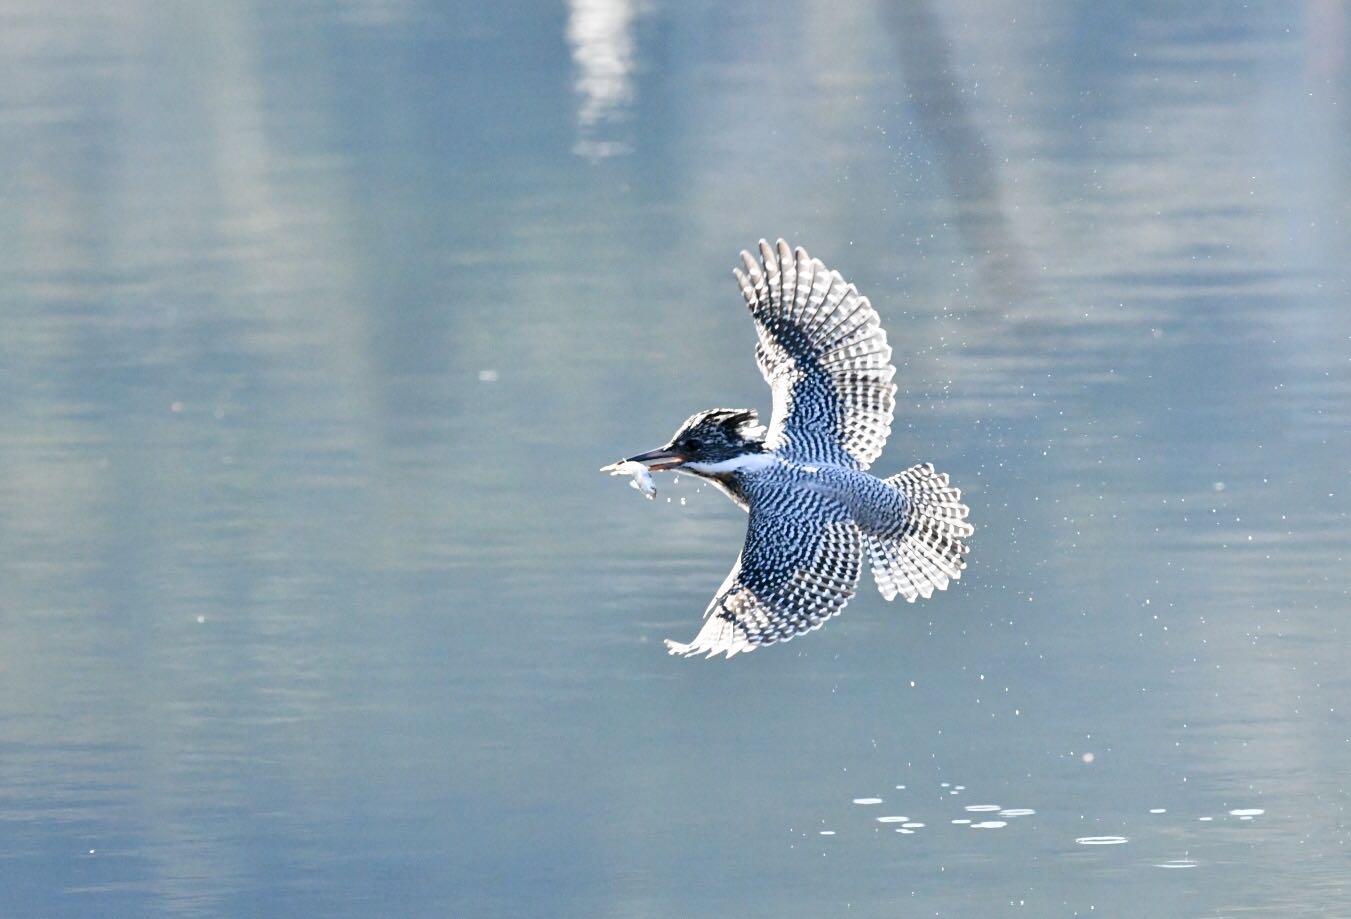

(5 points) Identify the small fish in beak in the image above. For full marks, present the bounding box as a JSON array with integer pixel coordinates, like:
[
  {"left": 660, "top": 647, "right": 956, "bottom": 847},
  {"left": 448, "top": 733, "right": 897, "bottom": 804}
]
[{"left": 599, "top": 459, "right": 658, "bottom": 499}]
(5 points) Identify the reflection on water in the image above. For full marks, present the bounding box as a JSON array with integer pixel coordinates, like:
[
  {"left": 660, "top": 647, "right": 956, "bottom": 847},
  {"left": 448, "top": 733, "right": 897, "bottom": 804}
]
[
  {"left": 879, "top": 1, "right": 1030, "bottom": 297},
  {"left": 0, "top": 1, "right": 1347, "bottom": 917},
  {"left": 567, "top": 0, "right": 642, "bottom": 158}
]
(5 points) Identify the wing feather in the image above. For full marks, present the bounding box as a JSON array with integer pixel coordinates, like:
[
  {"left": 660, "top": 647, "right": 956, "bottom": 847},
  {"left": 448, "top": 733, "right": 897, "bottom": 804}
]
[
  {"left": 664, "top": 496, "right": 863, "bottom": 658},
  {"left": 734, "top": 239, "right": 897, "bottom": 469}
]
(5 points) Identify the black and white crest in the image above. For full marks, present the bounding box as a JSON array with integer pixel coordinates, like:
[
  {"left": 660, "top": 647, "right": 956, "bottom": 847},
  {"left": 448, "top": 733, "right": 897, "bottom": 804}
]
[{"left": 669, "top": 408, "right": 766, "bottom": 453}]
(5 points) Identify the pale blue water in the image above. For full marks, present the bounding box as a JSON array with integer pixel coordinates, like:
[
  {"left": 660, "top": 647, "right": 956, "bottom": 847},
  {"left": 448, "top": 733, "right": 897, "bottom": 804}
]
[{"left": 1, "top": 2, "right": 1348, "bottom": 917}]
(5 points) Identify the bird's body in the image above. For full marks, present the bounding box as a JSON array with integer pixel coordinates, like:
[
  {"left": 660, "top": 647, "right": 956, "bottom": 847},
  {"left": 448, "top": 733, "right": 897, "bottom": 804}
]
[
  {"left": 609, "top": 240, "right": 973, "bottom": 658},
  {"left": 689, "top": 454, "right": 905, "bottom": 535}
]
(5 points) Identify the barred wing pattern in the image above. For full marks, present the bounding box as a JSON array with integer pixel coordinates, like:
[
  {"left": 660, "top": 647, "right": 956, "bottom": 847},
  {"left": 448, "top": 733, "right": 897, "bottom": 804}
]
[
  {"left": 665, "top": 494, "right": 863, "bottom": 658},
  {"left": 733, "top": 239, "right": 897, "bottom": 471}
]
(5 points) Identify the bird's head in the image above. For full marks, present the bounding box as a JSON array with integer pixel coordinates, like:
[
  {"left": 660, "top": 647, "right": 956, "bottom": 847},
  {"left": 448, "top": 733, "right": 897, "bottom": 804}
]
[{"left": 625, "top": 408, "right": 768, "bottom": 476}]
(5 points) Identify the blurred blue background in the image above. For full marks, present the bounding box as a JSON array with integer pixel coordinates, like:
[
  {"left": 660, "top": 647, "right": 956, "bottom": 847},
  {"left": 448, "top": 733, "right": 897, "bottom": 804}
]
[{"left": 1, "top": 1, "right": 1347, "bottom": 916}]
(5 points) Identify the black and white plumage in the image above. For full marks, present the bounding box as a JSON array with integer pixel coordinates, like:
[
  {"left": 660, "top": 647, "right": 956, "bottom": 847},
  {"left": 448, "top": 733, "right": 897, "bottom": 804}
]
[{"left": 613, "top": 240, "right": 973, "bottom": 658}]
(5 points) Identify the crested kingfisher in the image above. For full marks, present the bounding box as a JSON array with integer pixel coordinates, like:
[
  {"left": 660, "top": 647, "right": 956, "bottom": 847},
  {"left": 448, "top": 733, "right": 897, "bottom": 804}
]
[{"left": 610, "top": 240, "right": 973, "bottom": 658}]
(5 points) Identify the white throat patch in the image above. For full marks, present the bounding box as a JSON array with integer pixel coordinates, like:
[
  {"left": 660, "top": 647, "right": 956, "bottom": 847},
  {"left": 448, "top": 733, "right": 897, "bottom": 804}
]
[{"left": 683, "top": 453, "right": 777, "bottom": 475}]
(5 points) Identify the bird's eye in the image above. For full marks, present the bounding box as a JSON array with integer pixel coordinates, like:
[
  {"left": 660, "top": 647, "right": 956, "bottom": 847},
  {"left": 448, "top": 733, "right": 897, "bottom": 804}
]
[{"left": 684, "top": 438, "right": 702, "bottom": 451}]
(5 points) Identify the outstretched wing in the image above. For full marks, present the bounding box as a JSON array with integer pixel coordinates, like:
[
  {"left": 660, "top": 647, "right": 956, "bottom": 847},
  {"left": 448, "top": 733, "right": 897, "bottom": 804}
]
[
  {"left": 734, "top": 239, "right": 897, "bottom": 470},
  {"left": 664, "top": 492, "right": 863, "bottom": 658}
]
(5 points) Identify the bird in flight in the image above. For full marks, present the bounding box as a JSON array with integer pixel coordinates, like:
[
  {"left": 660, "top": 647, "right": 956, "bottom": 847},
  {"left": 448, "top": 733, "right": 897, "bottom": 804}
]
[{"left": 610, "top": 240, "right": 973, "bottom": 658}]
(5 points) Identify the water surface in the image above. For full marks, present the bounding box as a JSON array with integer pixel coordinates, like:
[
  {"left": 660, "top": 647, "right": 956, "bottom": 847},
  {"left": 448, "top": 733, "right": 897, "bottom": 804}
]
[{"left": 1, "top": 2, "right": 1348, "bottom": 917}]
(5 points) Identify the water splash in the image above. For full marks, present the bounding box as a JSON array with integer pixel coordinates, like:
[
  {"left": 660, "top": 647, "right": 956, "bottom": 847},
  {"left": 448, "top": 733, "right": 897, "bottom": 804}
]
[{"left": 1075, "top": 836, "right": 1129, "bottom": 846}]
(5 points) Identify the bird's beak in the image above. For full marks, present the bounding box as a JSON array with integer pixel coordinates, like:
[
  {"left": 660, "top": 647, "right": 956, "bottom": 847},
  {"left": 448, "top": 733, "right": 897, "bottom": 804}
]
[{"left": 625, "top": 447, "right": 687, "bottom": 471}]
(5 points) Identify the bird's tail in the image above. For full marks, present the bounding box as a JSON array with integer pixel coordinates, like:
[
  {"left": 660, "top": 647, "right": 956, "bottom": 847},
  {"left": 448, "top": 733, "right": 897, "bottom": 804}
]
[{"left": 866, "top": 463, "right": 974, "bottom": 602}]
